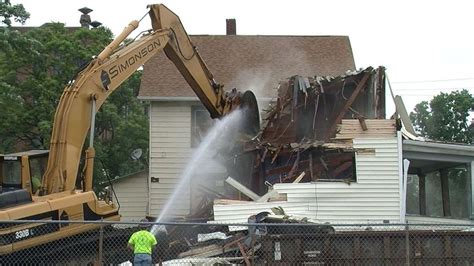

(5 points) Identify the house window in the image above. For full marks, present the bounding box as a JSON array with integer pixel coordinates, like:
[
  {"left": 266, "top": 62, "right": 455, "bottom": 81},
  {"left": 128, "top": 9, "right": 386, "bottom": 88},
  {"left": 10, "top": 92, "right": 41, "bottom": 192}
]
[
  {"left": 406, "top": 174, "right": 420, "bottom": 215},
  {"left": 447, "top": 166, "right": 470, "bottom": 219},
  {"left": 406, "top": 162, "right": 471, "bottom": 219},
  {"left": 425, "top": 171, "right": 444, "bottom": 217},
  {"left": 191, "top": 105, "right": 215, "bottom": 148}
]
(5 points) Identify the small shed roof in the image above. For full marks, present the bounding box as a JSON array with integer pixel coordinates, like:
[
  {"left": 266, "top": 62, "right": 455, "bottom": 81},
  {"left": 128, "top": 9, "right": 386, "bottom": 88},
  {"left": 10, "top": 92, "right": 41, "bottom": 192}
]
[
  {"left": 403, "top": 139, "right": 474, "bottom": 159},
  {"left": 101, "top": 170, "right": 148, "bottom": 185},
  {"left": 3, "top": 150, "right": 49, "bottom": 158},
  {"left": 138, "top": 35, "right": 355, "bottom": 100}
]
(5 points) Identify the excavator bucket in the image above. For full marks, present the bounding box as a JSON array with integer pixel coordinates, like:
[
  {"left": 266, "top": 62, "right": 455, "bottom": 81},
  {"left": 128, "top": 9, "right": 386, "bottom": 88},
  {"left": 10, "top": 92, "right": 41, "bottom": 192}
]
[
  {"left": 220, "top": 90, "right": 261, "bottom": 196},
  {"left": 239, "top": 90, "right": 260, "bottom": 136}
]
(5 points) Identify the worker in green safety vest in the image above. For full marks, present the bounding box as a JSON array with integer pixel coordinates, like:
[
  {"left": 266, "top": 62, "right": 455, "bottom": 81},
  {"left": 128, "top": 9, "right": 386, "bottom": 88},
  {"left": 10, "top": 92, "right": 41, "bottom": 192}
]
[{"left": 128, "top": 219, "right": 157, "bottom": 265}]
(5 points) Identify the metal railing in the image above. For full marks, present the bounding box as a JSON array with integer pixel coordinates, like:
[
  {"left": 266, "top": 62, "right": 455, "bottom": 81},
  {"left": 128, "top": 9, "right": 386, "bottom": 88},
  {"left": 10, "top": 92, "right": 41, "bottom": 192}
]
[{"left": 1, "top": 220, "right": 474, "bottom": 265}]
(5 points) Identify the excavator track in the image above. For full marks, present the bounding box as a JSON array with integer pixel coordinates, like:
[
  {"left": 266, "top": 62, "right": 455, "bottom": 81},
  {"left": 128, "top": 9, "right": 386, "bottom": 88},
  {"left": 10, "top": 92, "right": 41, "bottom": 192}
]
[{"left": 2, "top": 226, "right": 134, "bottom": 264}]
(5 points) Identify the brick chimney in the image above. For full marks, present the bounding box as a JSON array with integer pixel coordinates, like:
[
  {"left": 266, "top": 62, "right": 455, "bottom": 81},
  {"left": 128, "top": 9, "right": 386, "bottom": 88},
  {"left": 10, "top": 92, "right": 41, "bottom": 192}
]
[{"left": 226, "top": 19, "right": 236, "bottom": 35}]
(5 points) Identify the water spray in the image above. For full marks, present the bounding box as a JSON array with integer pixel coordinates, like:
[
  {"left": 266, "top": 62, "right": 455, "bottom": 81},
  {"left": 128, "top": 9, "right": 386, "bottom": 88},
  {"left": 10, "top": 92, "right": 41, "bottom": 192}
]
[{"left": 150, "top": 110, "right": 244, "bottom": 235}]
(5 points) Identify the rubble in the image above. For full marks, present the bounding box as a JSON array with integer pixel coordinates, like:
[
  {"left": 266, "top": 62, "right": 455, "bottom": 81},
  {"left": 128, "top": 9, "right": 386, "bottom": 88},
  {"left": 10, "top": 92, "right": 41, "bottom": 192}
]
[{"left": 155, "top": 209, "right": 334, "bottom": 265}]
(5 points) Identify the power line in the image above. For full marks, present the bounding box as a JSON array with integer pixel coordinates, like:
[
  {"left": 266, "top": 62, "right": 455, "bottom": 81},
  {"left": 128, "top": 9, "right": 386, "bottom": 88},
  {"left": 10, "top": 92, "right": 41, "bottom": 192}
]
[
  {"left": 394, "top": 94, "right": 456, "bottom": 97},
  {"left": 393, "top": 87, "right": 474, "bottom": 91},
  {"left": 392, "top": 77, "right": 474, "bottom": 84},
  {"left": 393, "top": 95, "right": 444, "bottom": 97},
  {"left": 390, "top": 88, "right": 474, "bottom": 97}
]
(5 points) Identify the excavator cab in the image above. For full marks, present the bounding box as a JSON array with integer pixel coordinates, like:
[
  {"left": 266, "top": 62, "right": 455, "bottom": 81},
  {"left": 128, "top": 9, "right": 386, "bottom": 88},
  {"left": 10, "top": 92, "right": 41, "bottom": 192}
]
[
  {"left": 0, "top": 150, "right": 49, "bottom": 209},
  {"left": 1, "top": 155, "right": 22, "bottom": 192}
]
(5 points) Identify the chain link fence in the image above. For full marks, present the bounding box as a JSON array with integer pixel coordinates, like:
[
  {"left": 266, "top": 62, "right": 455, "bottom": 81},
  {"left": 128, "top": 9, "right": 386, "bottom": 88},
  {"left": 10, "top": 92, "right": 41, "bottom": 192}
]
[{"left": 1, "top": 219, "right": 474, "bottom": 265}]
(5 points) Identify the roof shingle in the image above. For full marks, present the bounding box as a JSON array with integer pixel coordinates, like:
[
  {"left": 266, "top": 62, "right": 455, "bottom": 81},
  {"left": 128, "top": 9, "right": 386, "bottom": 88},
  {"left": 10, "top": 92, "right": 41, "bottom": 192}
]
[{"left": 139, "top": 35, "right": 355, "bottom": 99}]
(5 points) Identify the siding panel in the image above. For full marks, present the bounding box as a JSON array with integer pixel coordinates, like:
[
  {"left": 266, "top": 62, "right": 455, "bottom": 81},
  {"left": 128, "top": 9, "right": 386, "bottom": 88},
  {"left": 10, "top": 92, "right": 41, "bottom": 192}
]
[
  {"left": 111, "top": 173, "right": 148, "bottom": 221},
  {"left": 152, "top": 132, "right": 190, "bottom": 138},
  {"left": 149, "top": 102, "right": 192, "bottom": 218}
]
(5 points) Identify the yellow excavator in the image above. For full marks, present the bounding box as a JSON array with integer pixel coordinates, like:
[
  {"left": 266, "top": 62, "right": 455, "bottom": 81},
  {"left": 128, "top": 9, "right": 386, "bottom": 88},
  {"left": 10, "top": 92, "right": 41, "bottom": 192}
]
[{"left": 0, "top": 4, "right": 259, "bottom": 255}]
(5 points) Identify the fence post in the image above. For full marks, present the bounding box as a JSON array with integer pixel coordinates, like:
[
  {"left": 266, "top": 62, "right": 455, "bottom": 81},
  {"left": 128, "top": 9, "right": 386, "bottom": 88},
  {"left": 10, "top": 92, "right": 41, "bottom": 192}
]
[
  {"left": 405, "top": 222, "right": 410, "bottom": 266},
  {"left": 98, "top": 219, "right": 104, "bottom": 264}
]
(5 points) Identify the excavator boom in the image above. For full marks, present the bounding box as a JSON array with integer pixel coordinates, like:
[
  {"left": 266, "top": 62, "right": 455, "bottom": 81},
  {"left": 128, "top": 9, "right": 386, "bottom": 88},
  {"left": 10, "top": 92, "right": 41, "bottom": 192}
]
[{"left": 42, "top": 4, "right": 240, "bottom": 195}]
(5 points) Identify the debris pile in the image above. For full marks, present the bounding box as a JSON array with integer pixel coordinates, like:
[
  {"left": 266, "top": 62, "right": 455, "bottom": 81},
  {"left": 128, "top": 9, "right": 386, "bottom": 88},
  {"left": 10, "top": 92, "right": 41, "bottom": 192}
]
[{"left": 157, "top": 209, "right": 334, "bottom": 265}]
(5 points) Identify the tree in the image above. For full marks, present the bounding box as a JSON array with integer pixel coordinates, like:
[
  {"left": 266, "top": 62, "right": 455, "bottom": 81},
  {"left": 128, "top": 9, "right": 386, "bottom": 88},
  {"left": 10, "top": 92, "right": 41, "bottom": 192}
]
[
  {"left": 410, "top": 89, "right": 474, "bottom": 144},
  {"left": 0, "top": 22, "right": 148, "bottom": 185},
  {"left": 0, "top": 23, "right": 114, "bottom": 150},
  {"left": 0, "top": 0, "right": 29, "bottom": 26}
]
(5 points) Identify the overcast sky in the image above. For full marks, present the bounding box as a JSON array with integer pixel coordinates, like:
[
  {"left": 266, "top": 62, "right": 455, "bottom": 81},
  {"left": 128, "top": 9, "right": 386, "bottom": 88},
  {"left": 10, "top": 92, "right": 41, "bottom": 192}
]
[{"left": 10, "top": 0, "right": 474, "bottom": 115}]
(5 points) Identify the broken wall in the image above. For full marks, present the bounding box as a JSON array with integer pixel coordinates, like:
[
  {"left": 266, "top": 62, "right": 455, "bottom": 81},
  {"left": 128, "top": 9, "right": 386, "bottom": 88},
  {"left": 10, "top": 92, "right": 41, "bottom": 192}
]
[
  {"left": 214, "top": 120, "right": 403, "bottom": 224},
  {"left": 213, "top": 66, "right": 404, "bottom": 224}
]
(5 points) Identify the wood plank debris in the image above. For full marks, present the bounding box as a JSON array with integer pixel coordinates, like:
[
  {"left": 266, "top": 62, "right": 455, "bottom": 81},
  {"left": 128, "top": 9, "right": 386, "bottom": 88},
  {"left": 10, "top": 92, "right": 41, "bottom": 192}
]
[
  {"left": 257, "top": 172, "right": 306, "bottom": 202},
  {"left": 225, "top": 176, "right": 260, "bottom": 201},
  {"left": 334, "top": 119, "right": 396, "bottom": 139}
]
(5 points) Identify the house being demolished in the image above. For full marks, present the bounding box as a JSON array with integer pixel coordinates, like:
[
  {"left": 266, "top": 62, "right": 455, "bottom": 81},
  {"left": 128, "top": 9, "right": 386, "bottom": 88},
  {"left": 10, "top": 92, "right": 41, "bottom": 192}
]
[
  {"left": 157, "top": 66, "right": 473, "bottom": 263},
  {"left": 212, "top": 66, "right": 404, "bottom": 224},
  {"left": 245, "top": 66, "right": 387, "bottom": 190},
  {"left": 210, "top": 65, "right": 474, "bottom": 226},
  {"left": 134, "top": 66, "right": 473, "bottom": 264}
]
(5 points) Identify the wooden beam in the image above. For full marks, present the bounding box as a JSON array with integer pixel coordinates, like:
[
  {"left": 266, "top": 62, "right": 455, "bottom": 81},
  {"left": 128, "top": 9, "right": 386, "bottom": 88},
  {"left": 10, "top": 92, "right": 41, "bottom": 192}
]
[
  {"left": 257, "top": 172, "right": 306, "bottom": 203},
  {"left": 238, "top": 242, "right": 251, "bottom": 266},
  {"left": 178, "top": 244, "right": 225, "bottom": 258},
  {"left": 376, "top": 66, "right": 386, "bottom": 119},
  {"left": 358, "top": 117, "right": 368, "bottom": 131},
  {"left": 225, "top": 176, "right": 260, "bottom": 201},
  {"left": 325, "top": 69, "right": 372, "bottom": 141},
  {"left": 309, "top": 153, "right": 315, "bottom": 181}
]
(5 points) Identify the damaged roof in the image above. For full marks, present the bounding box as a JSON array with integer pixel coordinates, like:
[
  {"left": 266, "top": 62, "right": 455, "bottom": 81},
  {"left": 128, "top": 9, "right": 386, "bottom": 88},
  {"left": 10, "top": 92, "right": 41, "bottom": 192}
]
[
  {"left": 138, "top": 35, "right": 355, "bottom": 99},
  {"left": 260, "top": 66, "right": 387, "bottom": 144},
  {"left": 225, "top": 66, "right": 389, "bottom": 194}
]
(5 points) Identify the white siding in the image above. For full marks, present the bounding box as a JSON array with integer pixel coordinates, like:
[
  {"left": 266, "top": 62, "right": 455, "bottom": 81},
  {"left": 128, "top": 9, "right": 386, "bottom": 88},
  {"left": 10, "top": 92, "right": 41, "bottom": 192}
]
[
  {"left": 149, "top": 102, "right": 192, "bottom": 218},
  {"left": 213, "top": 201, "right": 314, "bottom": 223},
  {"left": 112, "top": 172, "right": 148, "bottom": 221},
  {"left": 213, "top": 136, "right": 402, "bottom": 224},
  {"left": 149, "top": 101, "right": 233, "bottom": 219}
]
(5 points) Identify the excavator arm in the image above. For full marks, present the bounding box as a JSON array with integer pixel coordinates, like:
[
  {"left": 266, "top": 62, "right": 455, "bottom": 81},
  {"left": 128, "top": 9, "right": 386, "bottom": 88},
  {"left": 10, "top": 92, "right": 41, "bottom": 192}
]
[
  {"left": 149, "top": 4, "right": 231, "bottom": 118},
  {"left": 41, "top": 4, "right": 251, "bottom": 195}
]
